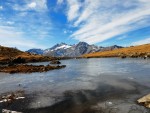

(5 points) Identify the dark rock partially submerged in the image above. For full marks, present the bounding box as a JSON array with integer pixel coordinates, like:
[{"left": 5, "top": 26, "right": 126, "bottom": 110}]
[
  {"left": 50, "top": 60, "right": 61, "bottom": 64},
  {"left": 0, "top": 64, "right": 66, "bottom": 74}
]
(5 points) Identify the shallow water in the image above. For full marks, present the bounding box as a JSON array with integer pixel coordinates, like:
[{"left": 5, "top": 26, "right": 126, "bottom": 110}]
[{"left": 0, "top": 58, "right": 150, "bottom": 113}]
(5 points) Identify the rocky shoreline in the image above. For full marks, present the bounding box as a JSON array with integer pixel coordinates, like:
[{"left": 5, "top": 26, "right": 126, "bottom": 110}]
[
  {"left": 0, "top": 83, "right": 149, "bottom": 113},
  {"left": 0, "top": 64, "right": 66, "bottom": 74}
]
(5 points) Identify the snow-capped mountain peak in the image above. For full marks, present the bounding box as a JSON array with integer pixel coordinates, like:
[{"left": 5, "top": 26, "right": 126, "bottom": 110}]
[
  {"left": 27, "top": 42, "right": 123, "bottom": 57},
  {"left": 54, "top": 44, "right": 72, "bottom": 51},
  {"left": 44, "top": 43, "right": 72, "bottom": 53}
]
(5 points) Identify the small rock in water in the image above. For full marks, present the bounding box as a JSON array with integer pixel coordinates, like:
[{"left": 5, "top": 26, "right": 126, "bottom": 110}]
[
  {"left": 128, "top": 77, "right": 134, "bottom": 80},
  {"left": 108, "top": 102, "right": 113, "bottom": 105},
  {"left": 105, "top": 101, "right": 113, "bottom": 107}
]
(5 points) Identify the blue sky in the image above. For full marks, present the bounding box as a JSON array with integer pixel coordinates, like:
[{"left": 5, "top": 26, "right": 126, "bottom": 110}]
[{"left": 0, "top": 0, "right": 150, "bottom": 50}]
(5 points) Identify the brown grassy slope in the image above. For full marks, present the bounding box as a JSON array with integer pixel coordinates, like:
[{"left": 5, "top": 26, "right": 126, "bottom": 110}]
[
  {"left": 82, "top": 44, "right": 150, "bottom": 58},
  {"left": 0, "top": 64, "right": 66, "bottom": 73},
  {"left": 0, "top": 46, "right": 55, "bottom": 64}
]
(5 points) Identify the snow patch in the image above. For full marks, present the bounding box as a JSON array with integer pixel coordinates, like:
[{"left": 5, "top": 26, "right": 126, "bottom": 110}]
[{"left": 54, "top": 45, "right": 72, "bottom": 50}]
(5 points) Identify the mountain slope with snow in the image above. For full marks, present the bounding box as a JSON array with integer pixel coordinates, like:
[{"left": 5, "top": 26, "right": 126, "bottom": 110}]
[
  {"left": 44, "top": 43, "right": 72, "bottom": 57},
  {"left": 26, "top": 42, "right": 123, "bottom": 57},
  {"left": 44, "top": 42, "right": 103, "bottom": 57},
  {"left": 26, "top": 49, "right": 44, "bottom": 55}
]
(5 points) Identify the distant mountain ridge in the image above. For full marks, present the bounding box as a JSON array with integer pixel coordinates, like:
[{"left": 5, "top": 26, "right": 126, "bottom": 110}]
[
  {"left": 26, "top": 49, "right": 44, "bottom": 55},
  {"left": 26, "top": 42, "right": 123, "bottom": 57}
]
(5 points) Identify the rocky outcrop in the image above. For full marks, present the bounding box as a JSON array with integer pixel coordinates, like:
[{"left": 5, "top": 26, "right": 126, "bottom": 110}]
[
  {"left": 138, "top": 94, "right": 150, "bottom": 108},
  {"left": 11, "top": 57, "right": 26, "bottom": 64},
  {"left": 121, "top": 52, "right": 150, "bottom": 59}
]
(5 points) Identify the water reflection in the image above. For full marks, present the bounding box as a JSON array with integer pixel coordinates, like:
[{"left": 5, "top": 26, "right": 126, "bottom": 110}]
[{"left": 0, "top": 58, "right": 150, "bottom": 112}]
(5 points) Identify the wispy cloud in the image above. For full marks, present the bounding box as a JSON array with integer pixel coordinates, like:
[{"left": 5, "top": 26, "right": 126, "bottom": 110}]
[
  {"left": 0, "top": 0, "right": 54, "bottom": 50},
  {"left": 117, "top": 35, "right": 127, "bottom": 40},
  {"left": 66, "top": 0, "right": 81, "bottom": 21},
  {"left": 132, "top": 37, "right": 150, "bottom": 45},
  {"left": 63, "top": 0, "right": 150, "bottom": 44},
  {"left": 1, "top": 0, "right": 150, "bottom": 50},
  {"left": 27, "top": 2, "right": 37, "bottom": 9},
  {"left": 0, "top": 26, "right": 46, "bottom": 50},
  {"left": 12, "top": 0, "right": 47, "bottom": 12}
]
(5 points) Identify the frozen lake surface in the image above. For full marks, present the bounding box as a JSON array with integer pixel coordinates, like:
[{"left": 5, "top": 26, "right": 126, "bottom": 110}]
[{"left": 0, "top": 58, "right": 150, "bottom": 113}]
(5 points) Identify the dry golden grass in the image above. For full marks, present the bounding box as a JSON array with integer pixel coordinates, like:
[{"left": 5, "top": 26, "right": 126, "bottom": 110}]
[
  {"left": 82, "top": 44, "right": 150, "bottom": 58},
  {"left": 0, "top": 46, "right": 41, "bottom": 59},
  {"left": 0, "top": 46, "right": 54, "bottom": 64}
]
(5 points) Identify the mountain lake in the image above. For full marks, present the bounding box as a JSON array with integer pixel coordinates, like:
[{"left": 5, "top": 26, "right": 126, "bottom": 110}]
[{"left": 0, "top": 58, "right": 150, "bottom": 113}]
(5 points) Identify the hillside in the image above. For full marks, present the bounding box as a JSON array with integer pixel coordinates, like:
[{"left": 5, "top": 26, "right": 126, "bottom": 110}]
[
  {"left": 82, "top": 44, "right": 150, "bottom": 58},
  {"left": 0, "top": 45, "right": 55, "bottom": 64}
]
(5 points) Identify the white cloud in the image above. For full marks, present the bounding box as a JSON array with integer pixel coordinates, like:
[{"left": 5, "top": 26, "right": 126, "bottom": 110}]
[
  {"left": 6, "top": 21, "right": 14, "bottom": 25},
  {"left": 27, "top": 2, "right": 37, "bottom": 9},
  {"left": 57, "top": 0, "right": 64, "bottom": 5},
  {"left": 132, "top": 37, "right": 150, "bottom": 45},
  {"left": 64, "top": 0, "right": 150, "bottom": 44},
  {"left": 72, "top": 8, "right": 150, "bottom": 44},
  {"left": 74, "top": 0, "right": 101, "bottom": 26},
  {"left": 0, "top": 26, "right": 46, "bottom": 50},
  {"left": 66, "top": 0, "right": 81, "bottom": 21},
  {"left": 0, "top": 6, "right": 3, "bottom": 10},
  {"left": 0, "top": 0, "right": 54, "bottom": 50},
  {"left": 64, "top": 30, "right": 67, "bottom": 34},
  {"left": 33, "top": 0, "right": 47, "bottom": 11},
  {"left": 12, "top": 0, "right": 47, "bottom": 12}
]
